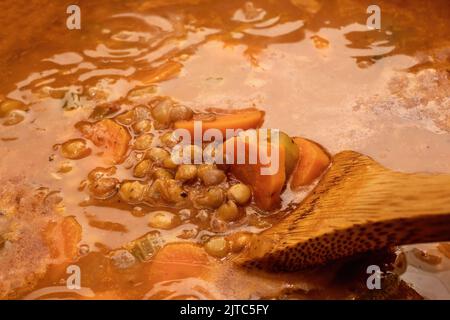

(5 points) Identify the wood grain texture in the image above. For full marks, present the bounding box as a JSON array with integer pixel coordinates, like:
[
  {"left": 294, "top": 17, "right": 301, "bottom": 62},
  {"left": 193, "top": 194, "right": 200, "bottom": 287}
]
[{"left": 235, "top": 151, "right": 450, "bottom": 271}]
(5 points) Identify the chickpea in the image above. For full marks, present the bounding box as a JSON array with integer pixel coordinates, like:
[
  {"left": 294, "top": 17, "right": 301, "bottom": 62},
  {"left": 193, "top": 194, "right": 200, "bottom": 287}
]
[
  {"left": 134, "top": 159, "right": 151, "bottom": 178},
  {"left": 171, "top": 145, "right": 202, "bottom": 166},
  {"left": 115, "top": 110, "right": 135, "bottom": 125},
  {"left": 152, "top": 168, "right": 173, "bottom": 180},
  {"left": 198, "top": 167, "right": 226, "bottom": 186},
  {"left": 3, "top": 111, "right": 25, "bottom": 126},
  {"left": 162, "top": 157, "right": 178, "bottom": 169},
  {"left": 132, "top": 119, "right": 152, "bottom": 134},
  {"left": 133, "top": 105, "right": 152, "bottom": 121},
  {"left": 89, "top": 177, "right": 119, "bottom": 199},
  {"left": 204, "top": 237, "right": 229, "bottom": 258},
  {"left": 169, "top": 105, "right": 193, "bottom": 122},
  {"left": 163, "top": 179, "right": 186, "bottom": 204},
  {"left": 134, "top": 134, "right": 153, "bottom": 150},
  {"left": 175, "top": 164, "right": 197, "bottom": 181},
  {"left": 217, "top": 200, "right": 241, "bottom": 222},
  {"left": 227, "top": 183, "right": 252, "bottom": 205},
  {"left": 75, "top": 121, "right": 92, "bottom": 136},
  {"left": 194, "top": 187, "right": 224, "bottom": 209},
  {"left": 146, "top": 147, "right": 170, "bottom": 163},
  {"left": 160, "top": 131, "right": 179, "bottom": 148},
  {"left": 197, "top": 164, "right": 216, "bottom": 174},
  {"left": 145, "top": 180, "right": 161, "bottom": 202},
  {"left": 228, "top": 232, "right": 252, "bottom": 253},
  {"left": 148, "top": 210, "right": 180, "bottom": 230},
  {"left": 119, "top": 181, "right": 146, "bottom": 203},
  {"left": 0, "top": 99, "right": 27, "bottom": 117},
  {"left": 146, "top": 179, "right": 185, "bottom": 204},
  {"left": 61, "top": 138, "right": 91, "bottom": 160},
  {"left": 88, "top": 166, "right": 116, "bottom": 181},
  {"left": 151, "top": 99, "right": 172, "bottom": 125}
]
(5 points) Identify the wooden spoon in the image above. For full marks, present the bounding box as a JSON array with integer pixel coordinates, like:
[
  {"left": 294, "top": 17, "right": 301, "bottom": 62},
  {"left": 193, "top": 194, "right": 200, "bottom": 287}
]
[{"left": 235, "top": 151, "right": 450, "bottom": 271}]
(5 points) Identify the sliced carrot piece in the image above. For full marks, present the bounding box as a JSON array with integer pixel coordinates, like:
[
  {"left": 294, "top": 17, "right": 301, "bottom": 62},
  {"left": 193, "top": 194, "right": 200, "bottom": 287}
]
[
  {"left": 146, "top": 243, "right": 213, "bottom": 284},
  {"left": 225, "top": 135, "right": 286, "bottom": 211},
  {"left": 83, "top": 119, "right": 131, "bottom": 164},
  {"left": 290, "top": 137, "right": 330, "bottom": 188},
  {"left": 43, "top": 216, "right": 82, "bottom": 261},
  {"left": 61, "top": 216, "right": 83, "bottom": 259},
  {"left": 174, "top": 109, "right": 265, "bottom": 138}
]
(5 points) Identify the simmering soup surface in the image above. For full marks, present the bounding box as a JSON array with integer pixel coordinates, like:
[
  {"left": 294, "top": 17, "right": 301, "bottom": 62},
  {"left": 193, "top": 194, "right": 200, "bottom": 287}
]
[{"left": 0, "top": 0, "right": 449, "bottom": 299}]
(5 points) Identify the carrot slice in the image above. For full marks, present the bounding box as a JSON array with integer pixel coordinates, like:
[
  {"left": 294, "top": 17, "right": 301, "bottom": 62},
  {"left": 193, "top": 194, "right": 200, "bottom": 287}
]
[
  {"left": 83, "top": 119, "right": 131, "bottom": 164},
  {"left": 290, "top": 137, "right": 330, "bottom": 188},
  {"left": 225, "top": 135, "right": 286, "bottom": 211},
  {"left": 43, "top": 216, "right": 82, "bottom": 261},
  {"left": 174, "top": 109, "right": 265, "bottom": 138},
  {"left": 146, "top": 243, "right": 212, "bottom": 283}
]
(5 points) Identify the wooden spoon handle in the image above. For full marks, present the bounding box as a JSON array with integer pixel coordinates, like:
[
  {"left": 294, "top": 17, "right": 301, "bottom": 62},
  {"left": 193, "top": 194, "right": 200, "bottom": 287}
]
[{"left": 236, "top": 151, "right": 450, "bottom": 271}]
